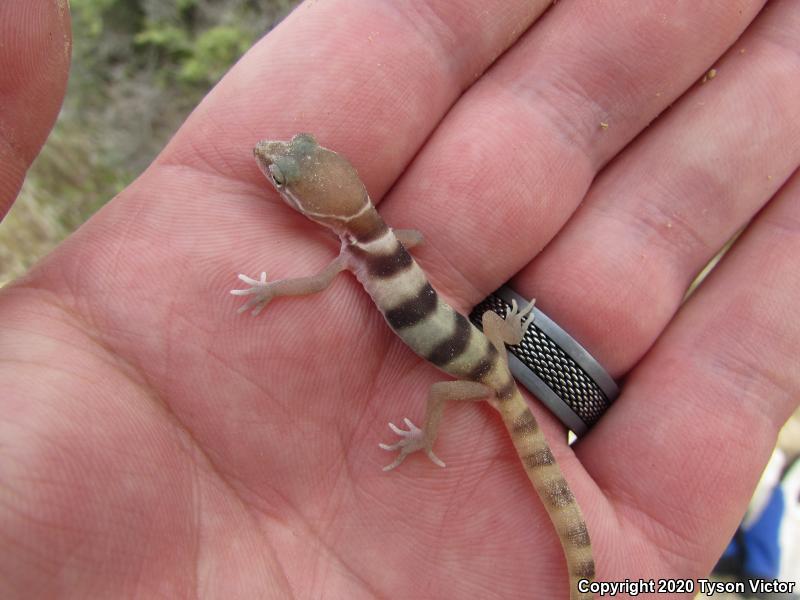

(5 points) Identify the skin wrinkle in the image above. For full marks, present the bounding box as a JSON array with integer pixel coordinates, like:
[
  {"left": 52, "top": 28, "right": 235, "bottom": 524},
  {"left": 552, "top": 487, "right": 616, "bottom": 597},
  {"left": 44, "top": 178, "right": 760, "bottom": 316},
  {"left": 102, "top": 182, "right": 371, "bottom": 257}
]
[
  {"left": 611, "top": 482, "right": 711, "bottom": 576},
  {"left": 690, "top": 243, "right": 800, "bottom": 413},
  {"left": 586, "top": 173, "right": 800, "bottom": 580},
  {"left": 487, "top": 6, "right": 752, "bottom": 167},
  {"left": 197, "top": 475, "right": 304, "bottom": 598},
  {"left": 693, "top": 366, "right": 782, "bottom": 448},
  {"left": 422, "top": 472, "right": 500, "bottom": 587},
  {"left": 706, "top": 319, "right": 798, "bottom": 410},
  {"left": 162, "top": 81, "right": 274, "bottom": 177},
  {"left": 592, "top": 418, "right": 705, "bottom": 573},
  {"left": 752, "top": 2, "right": 800, "bottom": 55},
  {"left": 520, "top": 14, "right": 796, "bottom": 364},
  {"left": 187, "top": 452, "right": 203, "bottom": 600},
  {"left": 1, "top": 288, "right": 162, "bottom": 391},
  {"left": 159, "top": 3, "right": 540, "bottom": 198},
  {"left": 326, "top": 321, "right": 395, "bottom": 464},
  {"left": 425, "top": 465, "right": 519, "bottom": 595},
  {"left": 391, "top": 2, "right": 463, "bottom": 75},
  {"left": 5, "top": 419, "right": 185, "bottom": 592},
  {"left": 157, "top": 128, "right": 244, "bottom": 184},
  {"left": 760, "top": 195, "right": 800, "bottom": 236},
  {"left": 376, "top": 122, "right": 554, "bottom": 307},
  {"left": 509, "top": 66, "right": 609, "bottom": 166},
  {"left": 624, "top": 175, "right": 720, "bottom": 271},
  {"left": 596, "top": 364, "right": 777, "bottom": 559},
  {"left": 306, "top": 468, "right": 357, "bottom": 597},
  {"left": 388, "top": 0, "right": 543, "bottom": 87},
  {"left": 635, "top": 68, "right": 800, "bottom": 246},
  {"left": 376, "top": 9, "right": 776, "bottom": 330},
  {"left": 6, "top": 294, "right": 304, "bottom": 585},
  {"left": 295, "top": 507, "right": 387, "bottom": 600}
]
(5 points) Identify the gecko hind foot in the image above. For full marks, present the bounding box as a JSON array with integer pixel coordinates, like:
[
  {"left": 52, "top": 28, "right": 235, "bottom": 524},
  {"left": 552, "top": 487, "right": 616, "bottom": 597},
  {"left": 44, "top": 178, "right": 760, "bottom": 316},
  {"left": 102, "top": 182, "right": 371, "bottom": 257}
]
[
  {"left": 230, "top": 272, "right": 274, "bottom": 316},
  {"left": 504, "top": 298, "right": 536, "bottom": 344},
  {"left": 379, "top": 418, "right": 445, "bottom": 471}
]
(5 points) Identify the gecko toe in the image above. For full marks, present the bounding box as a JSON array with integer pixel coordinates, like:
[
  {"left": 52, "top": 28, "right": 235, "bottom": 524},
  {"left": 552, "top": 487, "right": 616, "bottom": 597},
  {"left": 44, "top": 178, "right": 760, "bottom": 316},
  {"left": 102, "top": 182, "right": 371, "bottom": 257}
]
[
  {"left": 380, "top": 418, "right": 442, "bottom": 471},
  {"left": 382, "top": 456, "right": 405, "bottom": 472},
  {"left": 426, "top": 449, "right": 446, "bottom": 468},
  {"left": 232, "top": 272, "right": 274, "bottom": 316}
]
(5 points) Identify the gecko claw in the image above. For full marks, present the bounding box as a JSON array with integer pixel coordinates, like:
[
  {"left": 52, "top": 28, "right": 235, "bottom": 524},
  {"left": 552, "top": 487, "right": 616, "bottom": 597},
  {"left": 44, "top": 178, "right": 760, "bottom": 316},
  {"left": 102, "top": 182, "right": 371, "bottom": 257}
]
[{"left": 379, "top": 418, "right": 445, "bottom": 471}]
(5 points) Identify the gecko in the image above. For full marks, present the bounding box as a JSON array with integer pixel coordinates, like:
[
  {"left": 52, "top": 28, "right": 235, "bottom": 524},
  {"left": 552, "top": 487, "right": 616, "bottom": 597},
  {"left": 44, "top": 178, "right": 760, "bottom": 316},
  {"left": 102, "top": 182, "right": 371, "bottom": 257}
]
[{"left": 231, "top": 133, "right": 595, "bottom": 599}]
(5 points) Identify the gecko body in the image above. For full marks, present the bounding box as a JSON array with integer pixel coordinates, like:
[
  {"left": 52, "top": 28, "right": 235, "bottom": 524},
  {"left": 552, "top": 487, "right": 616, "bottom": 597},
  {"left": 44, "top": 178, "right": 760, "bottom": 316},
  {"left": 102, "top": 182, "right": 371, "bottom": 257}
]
[{"left": 233, "top": 133, "right": 595, "bottom": 599}]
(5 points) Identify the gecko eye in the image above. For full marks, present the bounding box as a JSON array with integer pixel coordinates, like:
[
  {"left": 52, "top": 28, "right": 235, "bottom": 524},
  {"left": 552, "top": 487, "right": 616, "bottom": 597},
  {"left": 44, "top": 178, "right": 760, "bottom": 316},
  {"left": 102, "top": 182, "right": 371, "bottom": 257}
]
[{"left": 268, "top": 164, "right": 285, "bottom": 187}]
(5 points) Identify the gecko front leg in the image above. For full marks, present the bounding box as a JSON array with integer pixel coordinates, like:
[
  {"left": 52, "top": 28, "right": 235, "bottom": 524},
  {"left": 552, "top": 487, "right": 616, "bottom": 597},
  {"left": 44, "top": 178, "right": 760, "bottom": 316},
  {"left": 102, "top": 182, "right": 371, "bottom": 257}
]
[
  {"left": 232, "top": 230, "right": 420, "bottom": 316},
  {"left": 231, "top": 254, "right": 348, "bottom": 315}
]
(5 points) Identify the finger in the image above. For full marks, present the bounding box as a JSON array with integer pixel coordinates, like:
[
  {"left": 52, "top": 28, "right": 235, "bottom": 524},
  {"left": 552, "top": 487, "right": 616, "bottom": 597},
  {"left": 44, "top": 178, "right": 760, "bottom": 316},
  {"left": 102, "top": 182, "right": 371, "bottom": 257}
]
[
  {"left": 157, "top": 0, "right": 555, "bottom": 195},
  {"left": 522, "top": 0, "right": 800, "bottom": 371},
  {"left": 583, "top": 166, "right": 800, "bottom": 576},
  {"left": 0, "top": 1, "right": 71, "bottom": 217},
  {"left": 377, "top": 1, "right": 766, "bottom": 306}
]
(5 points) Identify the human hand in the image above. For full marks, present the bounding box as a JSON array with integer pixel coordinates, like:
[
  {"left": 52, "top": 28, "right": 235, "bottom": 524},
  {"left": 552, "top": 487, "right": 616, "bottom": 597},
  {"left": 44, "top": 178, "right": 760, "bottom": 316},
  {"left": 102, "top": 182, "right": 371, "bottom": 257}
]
[{"left": 2, "top": 1, "right": 799, "bottom": 598}]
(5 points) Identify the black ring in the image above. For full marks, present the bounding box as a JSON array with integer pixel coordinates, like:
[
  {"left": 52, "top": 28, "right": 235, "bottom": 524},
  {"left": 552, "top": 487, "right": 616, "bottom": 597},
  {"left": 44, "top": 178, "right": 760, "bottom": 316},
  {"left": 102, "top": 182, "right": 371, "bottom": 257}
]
[{"left": 469, "top": 286, "right": 619, "bottom": 436}]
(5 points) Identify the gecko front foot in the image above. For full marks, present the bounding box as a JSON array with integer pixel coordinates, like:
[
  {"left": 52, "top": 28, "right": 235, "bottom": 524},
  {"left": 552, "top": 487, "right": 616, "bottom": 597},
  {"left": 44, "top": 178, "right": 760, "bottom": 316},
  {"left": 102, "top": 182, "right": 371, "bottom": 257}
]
[
  {"left": 230, "top": 272, "right": 274, "bottom": 316},
  {"left": 379, "top": 418, "right": 445, "bottom": 471}
]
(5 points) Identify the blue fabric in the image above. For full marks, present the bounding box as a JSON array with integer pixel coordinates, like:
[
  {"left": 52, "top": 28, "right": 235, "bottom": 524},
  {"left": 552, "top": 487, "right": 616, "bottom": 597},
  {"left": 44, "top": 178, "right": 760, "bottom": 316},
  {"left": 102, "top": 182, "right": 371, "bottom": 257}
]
[
  {"left": 722, "top": 536, "right": 740, "bottom": 559},
  {"left": 741, "top": 482, "right": 785, "bottom": 578}
]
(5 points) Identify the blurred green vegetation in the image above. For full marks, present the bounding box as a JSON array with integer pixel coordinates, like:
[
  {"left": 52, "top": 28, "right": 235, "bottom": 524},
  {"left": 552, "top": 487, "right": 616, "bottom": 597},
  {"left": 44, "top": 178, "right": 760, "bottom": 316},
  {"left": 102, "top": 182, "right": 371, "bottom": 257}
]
[{"left": 0, "top": 0, "right": 299, "bottom": 281}]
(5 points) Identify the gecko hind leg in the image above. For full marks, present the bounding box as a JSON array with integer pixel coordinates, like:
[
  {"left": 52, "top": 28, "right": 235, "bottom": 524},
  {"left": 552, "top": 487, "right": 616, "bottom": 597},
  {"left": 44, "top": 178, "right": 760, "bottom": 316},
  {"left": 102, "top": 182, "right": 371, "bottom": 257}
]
[
  {"left": 380, "top": 380, "right": 492, "bottom": 471},
  {"left": 481, "top": 298, "right": 535, "bottom": 353}
]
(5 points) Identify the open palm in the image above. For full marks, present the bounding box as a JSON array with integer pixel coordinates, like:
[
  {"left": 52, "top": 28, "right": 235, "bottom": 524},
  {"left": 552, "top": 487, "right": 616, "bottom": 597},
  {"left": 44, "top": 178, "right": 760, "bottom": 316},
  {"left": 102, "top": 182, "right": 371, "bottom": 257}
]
[{"left": 2, "top": 2, "right": 799, "bottom": 598}]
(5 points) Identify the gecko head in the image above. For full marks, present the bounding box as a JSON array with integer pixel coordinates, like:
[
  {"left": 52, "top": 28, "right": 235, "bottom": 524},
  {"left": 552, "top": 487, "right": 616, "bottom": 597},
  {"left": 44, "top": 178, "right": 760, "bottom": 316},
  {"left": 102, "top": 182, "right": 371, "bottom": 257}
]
[{"left": 253, "top": 133, "right": 371, "bottom": 233}]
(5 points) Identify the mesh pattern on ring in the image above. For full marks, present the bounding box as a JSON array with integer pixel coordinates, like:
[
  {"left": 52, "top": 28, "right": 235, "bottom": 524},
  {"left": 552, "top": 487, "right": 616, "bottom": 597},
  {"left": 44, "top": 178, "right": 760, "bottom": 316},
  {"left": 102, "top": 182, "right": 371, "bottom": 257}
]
[{"left": 469, "top": 296, "right": 610, "bottom": 427}]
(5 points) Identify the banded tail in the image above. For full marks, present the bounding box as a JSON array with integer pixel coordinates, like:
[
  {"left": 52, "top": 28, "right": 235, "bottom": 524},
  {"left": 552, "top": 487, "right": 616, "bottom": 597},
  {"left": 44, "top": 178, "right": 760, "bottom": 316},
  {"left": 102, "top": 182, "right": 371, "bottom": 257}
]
[{"left": 500, "top": 387, "right": 595, "bottom": 600}]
